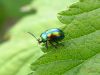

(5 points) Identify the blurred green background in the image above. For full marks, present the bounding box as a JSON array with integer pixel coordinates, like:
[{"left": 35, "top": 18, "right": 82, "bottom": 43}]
[{"left": 0, "top": 0, "right": 37, "bottom": 43}]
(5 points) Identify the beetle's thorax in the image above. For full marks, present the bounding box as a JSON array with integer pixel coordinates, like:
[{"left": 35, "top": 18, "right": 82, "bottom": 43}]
[{"left": 40, "top": 32, "right": 47, "bottom": 42}]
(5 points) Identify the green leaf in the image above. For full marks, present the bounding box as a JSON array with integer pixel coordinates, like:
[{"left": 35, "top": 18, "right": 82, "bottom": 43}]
[
  {"left": 0, "top": 0, "right": 77, "bottom": 75},
  {"left": 31, "top": 0, "right": 100, "bottom": 75}
]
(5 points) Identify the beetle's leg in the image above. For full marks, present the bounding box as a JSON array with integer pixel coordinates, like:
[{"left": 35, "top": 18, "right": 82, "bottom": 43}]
[
  {"left": 54, "top": 40, "right": 64, "bottom": 46},
  {"left": 45, "top": 41, "right": 48, "bottom": 49},
  {"left": 49, "top": 41, "right": 57, "bottom": 48},
  {"left": 55, "top": 41, "right": 59, "bottom": 44}
]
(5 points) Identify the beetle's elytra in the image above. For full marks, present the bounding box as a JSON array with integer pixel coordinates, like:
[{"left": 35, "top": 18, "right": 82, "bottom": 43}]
[{"left": 28, "top": 28, "right": 65, "bottom": 48}]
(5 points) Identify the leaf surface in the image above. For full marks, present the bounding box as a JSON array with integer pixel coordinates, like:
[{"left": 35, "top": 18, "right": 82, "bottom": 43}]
[{"left": 31, "top": 0, "right": 100, "bottom": 75}]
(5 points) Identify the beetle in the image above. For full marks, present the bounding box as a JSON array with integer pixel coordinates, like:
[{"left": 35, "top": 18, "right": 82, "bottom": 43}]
[{"left": 28, "top": 28, "right": 65, "bottom": 48}]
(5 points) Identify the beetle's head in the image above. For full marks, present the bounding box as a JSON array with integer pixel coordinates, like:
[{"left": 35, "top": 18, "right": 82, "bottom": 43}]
[{"left": 37, "top": 38, "right": 42, "bottom": 44}]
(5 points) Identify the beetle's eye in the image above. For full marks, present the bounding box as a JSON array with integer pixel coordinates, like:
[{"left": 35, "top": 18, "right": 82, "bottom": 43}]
[{"left": 37, "top": 38, "right": 42, "bottom": 44}]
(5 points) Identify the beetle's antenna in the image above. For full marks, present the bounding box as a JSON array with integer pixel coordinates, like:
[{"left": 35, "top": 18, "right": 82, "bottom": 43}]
[{"left": 27, "top": 32, "right": 39, "bottom": 41}]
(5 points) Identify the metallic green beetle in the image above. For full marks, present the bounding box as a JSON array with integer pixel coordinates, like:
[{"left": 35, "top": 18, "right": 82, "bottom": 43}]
[{"left": 28, "top": 28, "right": 65, "bottom": 48}]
